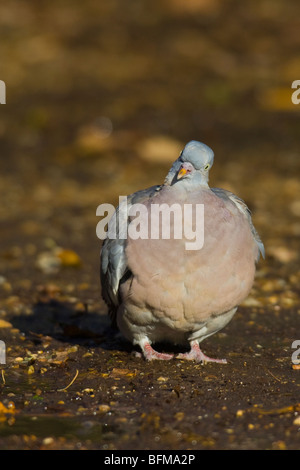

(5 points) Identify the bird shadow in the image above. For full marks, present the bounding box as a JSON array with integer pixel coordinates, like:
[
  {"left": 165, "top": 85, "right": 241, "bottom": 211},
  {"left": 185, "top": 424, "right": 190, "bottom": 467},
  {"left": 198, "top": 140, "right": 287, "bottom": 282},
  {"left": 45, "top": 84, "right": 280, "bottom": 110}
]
[
  {"left": 11, "top": 299, "right": 131, "bottom": 353},
  {"left": 10, "top": 299, "right": 191, "bottom": 357}
]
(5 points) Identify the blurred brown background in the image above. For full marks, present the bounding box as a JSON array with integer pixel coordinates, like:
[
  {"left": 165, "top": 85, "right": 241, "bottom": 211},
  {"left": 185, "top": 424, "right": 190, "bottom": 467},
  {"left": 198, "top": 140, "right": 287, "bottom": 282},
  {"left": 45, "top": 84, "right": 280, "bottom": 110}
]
[{"left": 0, "top": 0, "right": 300, "bottom": 450}]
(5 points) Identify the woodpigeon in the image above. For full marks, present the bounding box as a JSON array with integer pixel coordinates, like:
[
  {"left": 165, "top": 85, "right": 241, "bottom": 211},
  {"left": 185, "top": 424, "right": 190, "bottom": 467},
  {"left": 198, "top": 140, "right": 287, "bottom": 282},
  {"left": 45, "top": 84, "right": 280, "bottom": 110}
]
[{"left": 100, "top": 141, "right": 264, "bottom": 363}]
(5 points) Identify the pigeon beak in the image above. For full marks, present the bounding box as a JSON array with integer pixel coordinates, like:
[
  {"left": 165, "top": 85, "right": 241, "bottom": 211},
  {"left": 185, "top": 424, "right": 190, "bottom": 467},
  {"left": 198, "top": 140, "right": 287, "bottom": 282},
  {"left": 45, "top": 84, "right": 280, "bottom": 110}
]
[{"left": 177, "top": 167, "right": 187, "bottom": 179}]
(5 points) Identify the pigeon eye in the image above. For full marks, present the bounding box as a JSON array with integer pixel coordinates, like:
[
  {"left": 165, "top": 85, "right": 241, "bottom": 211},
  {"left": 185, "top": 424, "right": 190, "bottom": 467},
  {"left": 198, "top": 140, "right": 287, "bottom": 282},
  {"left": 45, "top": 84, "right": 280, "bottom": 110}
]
[{"left": 204, "top": 164, "right": 210, "bottom": 171}]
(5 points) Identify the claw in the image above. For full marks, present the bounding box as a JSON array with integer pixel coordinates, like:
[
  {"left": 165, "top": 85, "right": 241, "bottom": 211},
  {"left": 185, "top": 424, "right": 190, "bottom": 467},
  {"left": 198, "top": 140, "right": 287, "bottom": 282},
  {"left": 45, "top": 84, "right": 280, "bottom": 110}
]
[
  {"left": 141, "top": 342, "right": 174, "bottom": 361},
  {"left": 176, "top": 340, "right": 227, "bottom": 364}
]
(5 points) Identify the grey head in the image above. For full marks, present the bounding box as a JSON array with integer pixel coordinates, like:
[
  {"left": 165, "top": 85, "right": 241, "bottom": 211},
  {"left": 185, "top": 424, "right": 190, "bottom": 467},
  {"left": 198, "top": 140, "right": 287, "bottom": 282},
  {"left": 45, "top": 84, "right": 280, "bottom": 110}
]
[{"left": 164, "top": 140, "right": 214, "bottom": 187}]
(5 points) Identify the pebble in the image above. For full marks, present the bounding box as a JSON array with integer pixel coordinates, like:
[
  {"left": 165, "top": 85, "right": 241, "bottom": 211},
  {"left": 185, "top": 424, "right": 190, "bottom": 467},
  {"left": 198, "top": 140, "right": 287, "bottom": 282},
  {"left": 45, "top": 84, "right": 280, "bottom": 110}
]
[
  {"left": 175, "top": 412, "right": 184, "bottom": 421},
  {"left": 157, "top": 376, "right": 169, "bottom": 382},
  {"left": 14, "top": 357, "right": 24, "bottom": 363},
  {"left": 0, "top": 319, "right": 12, "bottom": 328},
  {"left": 36, "top": 247, "right": 81, "bottom": 273},
  {"left": 241, "top": 297, "right": 261, "bottom": 307},
  {"left": 136, "top": 135, "right": 183, "bottom": 163},
  {"left": 76, "top": 120, "right": 113, "bottom": 152},
  {"left": 98, "top": 404, "right": 110, "bottom": 413},
  {"left": 268, "top": 246, "right": 297, "bottom": 263},
  {"left": 36, "top": 251, "right": 61, "bottom": 274},
  {"left": 261, "top": 279, "right": 286, "bottom": 292},
  {"left": 290, "top": 200, "right": 300, "bottom": 217},
  {"left": 272, "top": 441, "right": 286, "bottom": 450},
  {"left": 27, "top": 365, "right": 35, "bottom": 375},
  {"left": 42, "top": 437, "right": 54, "bottom": 446},
  {"left": 293, "top": 416, "right": 300, "bottom": 425},
  {"left": 57, "top": 249, "right": 81, "bottom": 267}
]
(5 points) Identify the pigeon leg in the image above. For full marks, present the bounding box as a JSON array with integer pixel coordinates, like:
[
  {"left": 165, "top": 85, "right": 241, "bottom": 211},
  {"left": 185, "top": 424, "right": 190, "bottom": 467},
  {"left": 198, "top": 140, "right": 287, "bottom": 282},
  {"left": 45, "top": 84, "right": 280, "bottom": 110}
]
[
  {"left": 139, "top": 340, "right": 174, "bottom": 361},
  {"left": 176, "top": 340, "right": 227, "bottom": 364}
]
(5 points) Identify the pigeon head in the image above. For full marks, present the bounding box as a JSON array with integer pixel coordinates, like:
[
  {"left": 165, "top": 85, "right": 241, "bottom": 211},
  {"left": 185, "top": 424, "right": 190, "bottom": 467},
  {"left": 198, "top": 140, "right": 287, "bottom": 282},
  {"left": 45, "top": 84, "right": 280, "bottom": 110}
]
[{"left": 165, "top": 140, "right": 214, "bottom": 187}]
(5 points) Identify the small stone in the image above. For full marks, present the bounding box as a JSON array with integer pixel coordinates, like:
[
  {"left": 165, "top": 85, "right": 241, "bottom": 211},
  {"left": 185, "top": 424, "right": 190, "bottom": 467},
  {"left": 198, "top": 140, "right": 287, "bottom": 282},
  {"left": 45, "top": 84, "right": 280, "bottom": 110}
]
[
  {"left": 268, "top": 246, "right": 297, "bottom": 263},
  {"left": 14, "top": 357, "right": 24, "bottom": 363},
  {"left": 268, "top": 295, "right": 279, "bottom": 304},
  {"left": 261, "top": 279, "right": 286, "bottom": 292},
  {"left": 272, "top": 440, "right": 286, "bottom": 450},
  {"left": 290, "top": 200, "right": 300, "bottom": 217},
  {"left": 293, "top": 416, "right": 300, "bottom": 425},
  {"left": 241, "top": 297, "right": 261, "bottom": 307},
  {"left": 110, "top": 368, "right": 135, "bottom": 377},
  {"left": 157, "top": 376, "right": 169, "bottom": 382},
  {"left": 226, "top": 428, "right": 234, "bottom": 434},
  {"left": 98, "top": 404, "right": 110, "bottom": 413},
  {"left": 77, "top": 406, "right": 88, "bottom": 413},
  {"left": 175, "top": 412, "right": 184, "bottom": 421},
  {"left": 36, "top": 283, "right": 61, "bottom": 302},
  {"left": 82, "top": 352, "right": 93, "bottom": 358},
  {"left": 56, "top": 249, "right": 81, "bottom": 267},
  {"left": 0, "top": 320, "right": 12, "bottom": 328},
  {"left": 27, "top": 365, "right": 35, "bottom": 375},
  {"left": 36, "top": 251, "right": 61, "bottom": 274},
  {"left": 1, "top": 282, "right": 12, "bottom": 292},
  {"left": 136, "top": 135, "right": 183, "bottom": 163},
  {"left": 115, "top": 417, "right": 128, "bottom": 424},
  {"left": 42, "top": 437, "right": 54, "bottom": 446},
  {"left": 76, "top": 120, "right": 113, "bottom": 152},
  {"left": 75, "top": 302, "right": 86, "bottom": 312}
]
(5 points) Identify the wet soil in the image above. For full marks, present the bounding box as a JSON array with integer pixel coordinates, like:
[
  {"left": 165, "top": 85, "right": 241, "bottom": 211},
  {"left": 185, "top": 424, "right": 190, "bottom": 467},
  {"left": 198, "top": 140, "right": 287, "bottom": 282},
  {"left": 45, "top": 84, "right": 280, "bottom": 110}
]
[{"left": 0, "top": 0, "right": 300, "bottom": 450}]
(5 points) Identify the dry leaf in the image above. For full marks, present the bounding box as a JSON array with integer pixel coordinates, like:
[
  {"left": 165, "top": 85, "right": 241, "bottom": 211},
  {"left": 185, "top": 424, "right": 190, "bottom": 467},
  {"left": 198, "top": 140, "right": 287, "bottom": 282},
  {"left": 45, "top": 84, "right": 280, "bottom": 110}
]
[
  {"left": 57, "top": 249, "right": 81, "bottom": 267},
  {"left": 110, "top": 368, "right": 136, "bottom": 377}
]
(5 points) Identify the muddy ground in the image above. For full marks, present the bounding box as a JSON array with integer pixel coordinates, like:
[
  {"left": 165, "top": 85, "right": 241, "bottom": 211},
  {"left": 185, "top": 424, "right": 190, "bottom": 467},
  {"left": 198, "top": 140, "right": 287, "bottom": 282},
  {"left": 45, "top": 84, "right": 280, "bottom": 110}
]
[{"left": 0, "top": 0, "right": 300, "bottom": 450}]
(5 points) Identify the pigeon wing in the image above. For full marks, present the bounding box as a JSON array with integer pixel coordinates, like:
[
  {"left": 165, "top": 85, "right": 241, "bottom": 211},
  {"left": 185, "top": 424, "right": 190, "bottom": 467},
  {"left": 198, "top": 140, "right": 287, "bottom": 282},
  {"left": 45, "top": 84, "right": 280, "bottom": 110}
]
[{"left": 100, "top": 185, "right": 161, "bottom": 325}]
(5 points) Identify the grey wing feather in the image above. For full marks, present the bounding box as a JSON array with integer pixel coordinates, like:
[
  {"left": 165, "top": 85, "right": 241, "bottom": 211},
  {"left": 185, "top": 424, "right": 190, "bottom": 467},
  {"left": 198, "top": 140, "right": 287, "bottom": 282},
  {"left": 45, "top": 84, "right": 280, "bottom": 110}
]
[
  {"left": 100, "top": 185, "right": 161, "bottom": 326},
  {"left": 211, "top": 187, "right": 265, "bottom": 261}
]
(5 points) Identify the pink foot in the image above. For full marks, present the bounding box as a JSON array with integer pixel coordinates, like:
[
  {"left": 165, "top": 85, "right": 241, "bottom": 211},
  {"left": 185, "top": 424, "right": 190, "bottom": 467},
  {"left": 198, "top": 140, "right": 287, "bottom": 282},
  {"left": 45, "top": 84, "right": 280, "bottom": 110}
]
[
  {"left": 176, "top": 341, "right": 227, "bottom": 364},
  {"left": 142, "top": 342, "right": 174, "bottom": 361}
]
